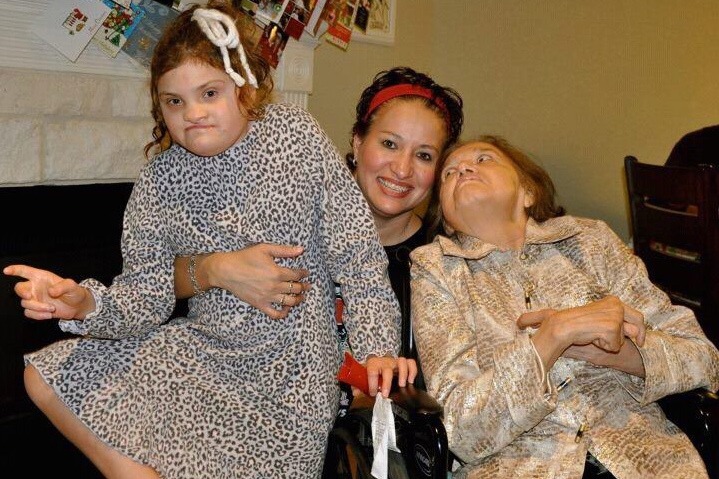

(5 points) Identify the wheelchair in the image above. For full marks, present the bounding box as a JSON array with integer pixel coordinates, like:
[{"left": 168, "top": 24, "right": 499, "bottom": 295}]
[
  {"left": 323, "top": 362, "right": 719, "bottom": 479},
  {"left": 322, "top": 379, "right": 449, "bottom": 479},
  {"left": 323, "top": 290, "right": 719, "bottom": 479},
  {"left": 323, "top": 286, "right": 451, "bottom": 479}
]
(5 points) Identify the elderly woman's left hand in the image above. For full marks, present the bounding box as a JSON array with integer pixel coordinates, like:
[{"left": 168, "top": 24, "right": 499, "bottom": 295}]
[
  {"left": 517, "top": 295, "right": 647, "bottom": 348},
  {"left": 562, "top": 341, "right": 646, "bottom": 377},
  {"left": 517, "top": 296, "right": 646, "bottom": 377}
]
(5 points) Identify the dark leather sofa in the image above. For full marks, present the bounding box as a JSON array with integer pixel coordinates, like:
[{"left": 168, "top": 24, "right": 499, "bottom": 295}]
[{"left": 0, "top": 183, "right": 133, "bottom": 478}]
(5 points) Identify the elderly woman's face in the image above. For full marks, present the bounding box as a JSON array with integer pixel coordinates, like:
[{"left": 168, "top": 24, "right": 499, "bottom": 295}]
[{"left": 439, "top": 141, "right": 531, "bottom": 232}]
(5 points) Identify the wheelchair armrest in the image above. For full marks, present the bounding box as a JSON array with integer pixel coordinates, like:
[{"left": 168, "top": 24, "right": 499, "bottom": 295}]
[
  {"left": 658, "top": 388, "right": 719, "bottom": 478},
  {"left": 389, "top": 382, "right": 444, "bottom": 417},
  {"left": 348, "top": 381, "right": 443, "bottom": 416},
  {"left": 347, "top": 376, "right": 444, "bottom": 415},
  {"left": 659, "top": 387, "right": 719, "bottom": 431}
]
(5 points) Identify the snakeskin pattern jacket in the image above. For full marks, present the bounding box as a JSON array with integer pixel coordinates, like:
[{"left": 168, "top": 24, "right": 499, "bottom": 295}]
[{"left": 410, "top": 215, "right": 719, "bottom": 479}]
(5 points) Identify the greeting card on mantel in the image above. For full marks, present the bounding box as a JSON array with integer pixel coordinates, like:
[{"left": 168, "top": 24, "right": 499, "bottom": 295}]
[
  {"left": 32, "top": 0, "right": 112, "bottom": 62},
  {"left": 121, "top": 0, "right": 180, "bottom": 71},
  {"left": 93, "top": 0, "right": 146, "bottom": 58}
]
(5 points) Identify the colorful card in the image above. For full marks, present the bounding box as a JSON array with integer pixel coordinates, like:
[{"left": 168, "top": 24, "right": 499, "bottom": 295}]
[
  {"left": 121, "top": 0, "right": 179, "bottom": 70},
  {"left": 278, "top": 0, "right": 309, "bottom": 40},
  {"left": 324, "top": 0, "right": 356, "bottom": 50},
  {"left": 353, "top": 0, "right": 370, "bottom": 33},
  {"left": 302, "top": 0, "right": 328, "bottom": 36},
  {"left": 93, "top": 0, "right": 146, "bottom": 58},
  {"left": 238, "top": 0, "right": 260, "bottom": 17},
  {"left": 256, "top": 0, "right": 290, "bottom": 25},
  {"left": 31, "top": 0, "right": 112, "bottom": 62}
]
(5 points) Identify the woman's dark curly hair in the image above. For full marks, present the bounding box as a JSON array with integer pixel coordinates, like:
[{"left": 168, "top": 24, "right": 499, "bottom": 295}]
[
  {"left": 426, "top": 135, "right": 566, "bottom": 237},
  {"left": 345, "top": 66, "right": 464, "bottom": 170},
  {"left": 143, "top": 0, "right": 273, "bottom": 159}
]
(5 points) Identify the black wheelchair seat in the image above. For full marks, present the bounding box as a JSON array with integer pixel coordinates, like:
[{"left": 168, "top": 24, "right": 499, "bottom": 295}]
[{"left": 322, "top": 381, "right": 449, "bottom": 479}]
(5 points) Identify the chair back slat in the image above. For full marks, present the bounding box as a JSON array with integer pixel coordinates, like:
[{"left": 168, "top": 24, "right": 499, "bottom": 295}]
[{"left": 624, "top": 155, "right": 719, "bottom": 346}]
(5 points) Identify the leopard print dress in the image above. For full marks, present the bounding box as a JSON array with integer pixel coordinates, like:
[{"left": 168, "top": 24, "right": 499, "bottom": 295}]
[{"left": 24, "top": 103, "right": 401, "bottom": 478}]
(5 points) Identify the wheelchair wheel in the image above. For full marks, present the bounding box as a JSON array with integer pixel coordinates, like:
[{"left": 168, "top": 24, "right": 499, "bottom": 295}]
[
  {"left": 387, "top": 449, "right": 411, "bottom": 479},
  {"left": 323, "top": 426, "right": 373, "bottom": 479}
]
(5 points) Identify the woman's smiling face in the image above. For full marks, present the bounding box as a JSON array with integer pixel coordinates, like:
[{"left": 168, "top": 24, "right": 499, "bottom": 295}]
[{"left": 352, "top": 98, "right": 447, "bottom": 221}]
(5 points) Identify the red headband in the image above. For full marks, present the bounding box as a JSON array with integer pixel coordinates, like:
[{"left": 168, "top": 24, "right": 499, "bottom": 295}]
[{"left": 363, "top": 84, "right": 449, "bottom": 124}]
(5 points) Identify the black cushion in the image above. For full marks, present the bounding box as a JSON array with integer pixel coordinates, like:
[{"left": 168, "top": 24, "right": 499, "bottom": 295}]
[{"left": 0, "top": 183, "right": 133, "bottom": 477}]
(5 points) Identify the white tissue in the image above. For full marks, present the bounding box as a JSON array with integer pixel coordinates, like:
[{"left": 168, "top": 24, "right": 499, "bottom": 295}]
[{"left": 371, "top": 394, "right": 400, "bottom": 479}]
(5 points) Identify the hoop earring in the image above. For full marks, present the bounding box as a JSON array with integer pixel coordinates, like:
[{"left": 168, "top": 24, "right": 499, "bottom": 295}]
[{"left": 350, "top": 157, "right": 357, "bottom": 167}]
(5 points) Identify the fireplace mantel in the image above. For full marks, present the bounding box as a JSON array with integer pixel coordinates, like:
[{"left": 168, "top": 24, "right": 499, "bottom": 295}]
[
  {"left": 0, "top": 0, "right": 317, "bottom": 186},
  {"left": 0, "top": 0, "right": 317, "bottom": 105}
]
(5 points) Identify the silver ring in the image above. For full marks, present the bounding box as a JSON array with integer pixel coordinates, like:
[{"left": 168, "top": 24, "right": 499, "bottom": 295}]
[
  {"left": 279, "top": 294, "right": 286, "bottom": 307},
  {"left": 286, "top": 281, "right": 294, "bottom": 295}
]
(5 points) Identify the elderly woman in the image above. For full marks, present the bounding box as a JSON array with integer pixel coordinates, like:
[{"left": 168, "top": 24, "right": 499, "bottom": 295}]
[{"left": 410, "top": 135, "right": 719, "bottom": 479}]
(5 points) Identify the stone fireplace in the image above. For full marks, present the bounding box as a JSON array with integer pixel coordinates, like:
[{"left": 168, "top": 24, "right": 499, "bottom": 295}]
[{"left": 0, "top": 0, "right": 317, "bottom": 187}]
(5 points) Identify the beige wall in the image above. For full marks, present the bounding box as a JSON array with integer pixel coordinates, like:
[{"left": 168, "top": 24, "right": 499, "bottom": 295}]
[
  {"left": 309, "top": 0, "right": 437, "bottom": 153},
  {"left": 308, "top": 0, "right": 719, "bottom": 241}
]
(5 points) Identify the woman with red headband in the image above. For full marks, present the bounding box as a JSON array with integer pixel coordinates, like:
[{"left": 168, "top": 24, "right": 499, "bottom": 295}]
[
  {"left": 343, "top": 67, "right": 463, "bottom": 382},
  {"left": 174, "top": 67, "right": 464, "bottom": 387}
]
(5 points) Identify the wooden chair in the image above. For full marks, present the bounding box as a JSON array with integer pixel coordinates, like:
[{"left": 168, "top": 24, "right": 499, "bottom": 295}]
[
  {"left": 624, "top": 155, "right": 719, "bottom": 347},
  {"left": 625, "top": 156, "right": 719, "bottom": 478}
]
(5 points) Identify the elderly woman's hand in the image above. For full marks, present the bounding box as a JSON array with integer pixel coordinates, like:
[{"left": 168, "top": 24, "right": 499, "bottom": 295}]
[
  {"left": 517, "top": 296, "right": 647, "bottom": 370},
  {"left": 563, "top": 342, "right": 646, "bottom": 377}
]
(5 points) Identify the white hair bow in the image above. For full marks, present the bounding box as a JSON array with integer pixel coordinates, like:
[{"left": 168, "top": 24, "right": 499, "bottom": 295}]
[{"left": 191, "top": 8, "right": 258, "bottom": 88}]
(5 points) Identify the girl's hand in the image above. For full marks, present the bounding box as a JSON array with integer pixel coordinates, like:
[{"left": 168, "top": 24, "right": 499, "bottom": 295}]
[
  {"left": 3, "top": 264, "right": 94, "bottom": 320},
  {"left": 361, "top": 355, "right": 418, "bottom": 398}
]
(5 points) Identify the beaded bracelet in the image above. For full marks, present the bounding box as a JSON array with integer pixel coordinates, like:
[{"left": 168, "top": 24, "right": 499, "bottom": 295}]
[{"left": 188, "top": 254, "right": 203, "bottom": 296}]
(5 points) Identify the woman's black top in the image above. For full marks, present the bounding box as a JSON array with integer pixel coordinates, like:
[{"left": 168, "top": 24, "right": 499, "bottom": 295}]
[
  {"left": 384, "top": 222, "right": 430, "bottom": 360},
  {"left": 335, "top": 221, "right": 430, "bottom": 391}
]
